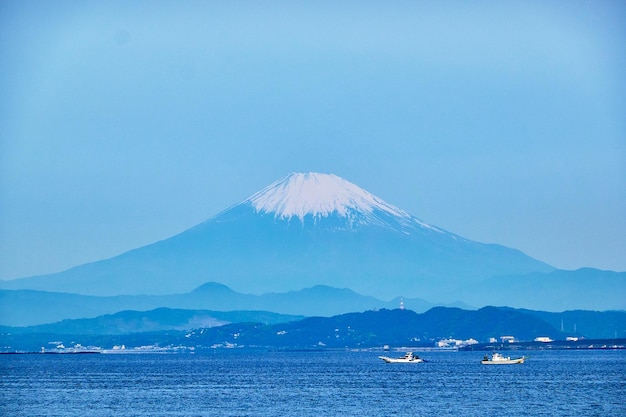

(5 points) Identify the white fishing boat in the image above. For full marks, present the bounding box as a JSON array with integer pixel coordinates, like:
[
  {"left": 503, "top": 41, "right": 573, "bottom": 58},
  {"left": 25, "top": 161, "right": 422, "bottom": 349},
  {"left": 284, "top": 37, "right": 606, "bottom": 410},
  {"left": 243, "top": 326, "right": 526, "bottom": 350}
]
[
  {"left": 480, "top": 352, "right": 525, "bottom": 365},
  {"left": 378, "top": 352, "right": 424, "bottom": 363}
]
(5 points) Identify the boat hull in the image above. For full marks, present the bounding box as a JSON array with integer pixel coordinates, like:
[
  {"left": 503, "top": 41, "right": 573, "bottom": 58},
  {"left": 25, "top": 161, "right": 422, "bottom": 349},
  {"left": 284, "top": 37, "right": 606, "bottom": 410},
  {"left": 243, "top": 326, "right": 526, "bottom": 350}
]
[
  {"left": 379, "top": 357, "right": 424, "bottom": 363},
  {"left": 378, "top": 352, "right": 424, "bottom": 363},
  {"left": 480, "top": 357, "right": 525, "bottom": 365}
]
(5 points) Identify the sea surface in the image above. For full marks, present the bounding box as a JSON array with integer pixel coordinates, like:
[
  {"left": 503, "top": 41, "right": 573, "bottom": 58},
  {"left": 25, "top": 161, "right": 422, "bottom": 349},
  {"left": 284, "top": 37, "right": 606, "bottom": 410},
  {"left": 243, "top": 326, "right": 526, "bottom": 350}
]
[{"left": 1, "top": 349, "right": 624, "bottom": 416}]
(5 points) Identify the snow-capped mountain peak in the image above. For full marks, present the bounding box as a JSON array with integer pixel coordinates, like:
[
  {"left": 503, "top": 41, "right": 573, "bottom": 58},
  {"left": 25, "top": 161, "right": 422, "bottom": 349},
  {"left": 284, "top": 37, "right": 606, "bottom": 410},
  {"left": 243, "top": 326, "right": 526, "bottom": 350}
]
[
  {"left": 246, "top": 172, "right": 404, "bottom": 218},
  {"left": 244, "top": 172, "right": 440, "bottom": 232}
]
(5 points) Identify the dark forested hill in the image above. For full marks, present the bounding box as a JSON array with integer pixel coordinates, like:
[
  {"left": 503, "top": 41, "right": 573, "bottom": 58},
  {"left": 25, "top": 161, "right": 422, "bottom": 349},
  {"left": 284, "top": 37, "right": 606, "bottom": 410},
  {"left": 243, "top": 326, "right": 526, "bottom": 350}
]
[{"left": 3, "top": 307, "right": 624, "bottom": 352}]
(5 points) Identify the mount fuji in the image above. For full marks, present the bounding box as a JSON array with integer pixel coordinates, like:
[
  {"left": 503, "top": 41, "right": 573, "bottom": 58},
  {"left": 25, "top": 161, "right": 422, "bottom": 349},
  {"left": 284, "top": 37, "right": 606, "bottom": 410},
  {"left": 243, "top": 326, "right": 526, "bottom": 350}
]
[{"left": 0, "top": 172, "right": 557, "bottom": 302}]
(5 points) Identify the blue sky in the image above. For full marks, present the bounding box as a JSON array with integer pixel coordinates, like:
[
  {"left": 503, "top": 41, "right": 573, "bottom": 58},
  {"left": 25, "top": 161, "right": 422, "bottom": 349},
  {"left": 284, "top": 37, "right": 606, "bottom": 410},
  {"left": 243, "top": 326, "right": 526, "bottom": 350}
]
[{"left": 1, "top": 1, "right": 625, "bottom": 279}]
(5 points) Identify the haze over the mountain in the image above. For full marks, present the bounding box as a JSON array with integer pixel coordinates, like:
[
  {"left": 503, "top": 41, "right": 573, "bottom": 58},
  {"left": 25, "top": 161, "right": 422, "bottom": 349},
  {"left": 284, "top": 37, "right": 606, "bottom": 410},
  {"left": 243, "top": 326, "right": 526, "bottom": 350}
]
[
  {"left": 1, "top": 172, "right": 561, "bottom": 304},
  {"left": 0, "top": 284, "right": 449, "bottom": 327}
]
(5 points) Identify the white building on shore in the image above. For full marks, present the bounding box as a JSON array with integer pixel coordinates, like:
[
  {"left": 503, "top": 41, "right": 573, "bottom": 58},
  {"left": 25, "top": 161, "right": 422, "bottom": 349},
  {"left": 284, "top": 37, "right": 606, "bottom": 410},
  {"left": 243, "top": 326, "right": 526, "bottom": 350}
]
[{"left": 437, "top": 338, "right": 479, "bottom": 348}]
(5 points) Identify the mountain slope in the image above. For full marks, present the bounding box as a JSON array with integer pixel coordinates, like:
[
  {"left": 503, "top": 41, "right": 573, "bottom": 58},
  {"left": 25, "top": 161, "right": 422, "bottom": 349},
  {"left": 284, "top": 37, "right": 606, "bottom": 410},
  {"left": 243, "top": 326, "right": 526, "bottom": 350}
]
[
  {"left": 0, "top": 173, "right": 554, "bottom": 301},
  {"left": 2, "top": 308, "right": 303, "bottom": 335}
]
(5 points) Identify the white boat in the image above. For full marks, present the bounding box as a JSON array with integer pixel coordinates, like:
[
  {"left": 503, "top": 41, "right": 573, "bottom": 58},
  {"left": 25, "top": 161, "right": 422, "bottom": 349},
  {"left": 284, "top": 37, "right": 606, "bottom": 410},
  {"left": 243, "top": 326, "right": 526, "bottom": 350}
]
[
  {"left": 378, "top": 352, "right": 424, "bottom": 363},
  {"left": 480, "top": 352, "right": 525, "bottom": 365}
]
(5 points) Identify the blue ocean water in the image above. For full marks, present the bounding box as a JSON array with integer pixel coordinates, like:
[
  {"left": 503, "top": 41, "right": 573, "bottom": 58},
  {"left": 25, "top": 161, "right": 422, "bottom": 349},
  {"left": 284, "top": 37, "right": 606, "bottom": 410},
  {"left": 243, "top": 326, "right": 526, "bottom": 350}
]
[{"left": 1, "top": 349, "right": 624, "bottom": 416}]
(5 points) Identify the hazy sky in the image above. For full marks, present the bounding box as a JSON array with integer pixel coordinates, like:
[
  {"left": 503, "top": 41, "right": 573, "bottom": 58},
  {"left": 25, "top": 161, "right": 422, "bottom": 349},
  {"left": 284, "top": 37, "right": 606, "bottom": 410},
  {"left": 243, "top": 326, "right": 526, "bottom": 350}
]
[{"left": 1, "top": 1, "right": 625, "bottom": 280}]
